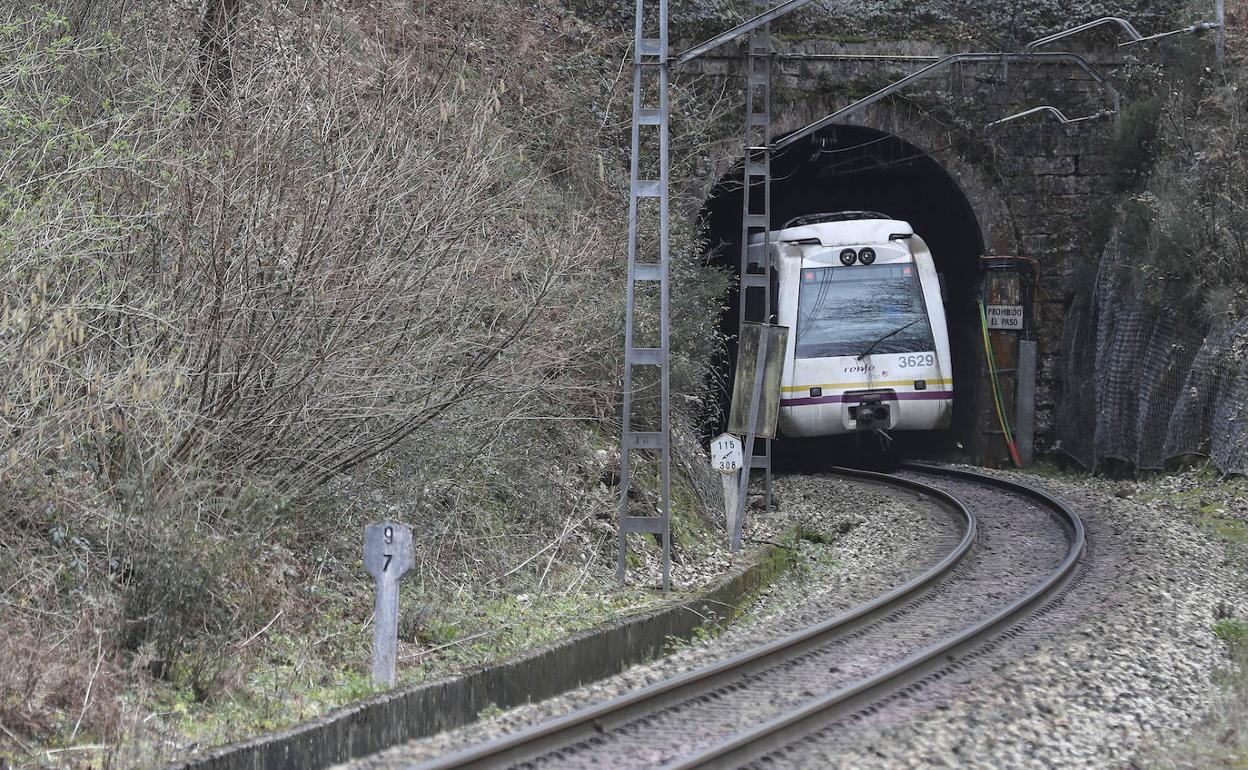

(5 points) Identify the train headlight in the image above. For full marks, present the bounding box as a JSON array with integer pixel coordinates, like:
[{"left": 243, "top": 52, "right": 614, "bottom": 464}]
[
  {"left": 839, "top": 248, "right": 857, "bottom": 266},
  {"left": 858, "top": 247, "right": 876, "bottom": 265}
]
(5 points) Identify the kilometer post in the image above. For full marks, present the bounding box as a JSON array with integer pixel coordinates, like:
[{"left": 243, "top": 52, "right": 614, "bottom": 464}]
[
  {"left": 711, "top": 433, "right": 744, "bottom": 547},
  {"left": 364, "top": 522, "right": 415, "bottom": 686}
]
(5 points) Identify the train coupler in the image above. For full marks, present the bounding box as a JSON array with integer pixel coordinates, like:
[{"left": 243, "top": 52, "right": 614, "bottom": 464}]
[{"left": 850, "top": 396, "right": 891, "bottom": 431}]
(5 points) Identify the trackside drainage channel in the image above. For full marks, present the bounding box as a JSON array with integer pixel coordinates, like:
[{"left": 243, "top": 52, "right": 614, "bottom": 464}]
[{"left": 166, "top": 542, "right": 792, "bottom": 770}]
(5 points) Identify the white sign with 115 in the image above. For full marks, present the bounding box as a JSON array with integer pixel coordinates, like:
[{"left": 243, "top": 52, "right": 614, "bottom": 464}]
[
  {"left": 710, "top": 433, "right": 743, "bottom": 474},
  {"left": 711, "top": 433, "right": 744, "bottom": 548}
]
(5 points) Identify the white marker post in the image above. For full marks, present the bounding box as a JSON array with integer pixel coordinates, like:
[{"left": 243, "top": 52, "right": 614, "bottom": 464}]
[
  {"left": 710, "top": 433, "right": 744, "bottom": 547},
  {"left": 363, "top": 521, "right": 415, "bottom": 687}
]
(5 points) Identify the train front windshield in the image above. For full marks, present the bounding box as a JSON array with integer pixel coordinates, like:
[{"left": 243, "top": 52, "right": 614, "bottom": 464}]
[{"left": 796, "top": 263, "right": 935, "bottom": 359}]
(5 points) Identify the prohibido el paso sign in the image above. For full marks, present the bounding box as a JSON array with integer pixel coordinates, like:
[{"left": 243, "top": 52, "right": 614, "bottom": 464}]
[{"left": 985, "top": 304, "right": 1024, "bottom": 330}]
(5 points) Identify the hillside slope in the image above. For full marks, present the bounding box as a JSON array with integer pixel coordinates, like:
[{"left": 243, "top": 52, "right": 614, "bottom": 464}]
[{"left": 0, "top": 1, "right": 731, "bottom": 765}]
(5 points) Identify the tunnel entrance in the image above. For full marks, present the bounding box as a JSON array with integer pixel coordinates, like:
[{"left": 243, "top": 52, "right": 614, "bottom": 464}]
[{"left": 701, "top": 124, "right": 987, "bottom": 463}]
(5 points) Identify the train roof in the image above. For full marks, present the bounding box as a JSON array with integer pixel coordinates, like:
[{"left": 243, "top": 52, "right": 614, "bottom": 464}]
[{"left": 749, "top": 217, "right": 914, "bottom": 247}]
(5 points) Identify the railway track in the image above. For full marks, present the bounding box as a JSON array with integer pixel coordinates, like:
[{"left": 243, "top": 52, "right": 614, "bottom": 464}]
[{"left": 408, "top": 463, "right": 1086, "bottom": 769}]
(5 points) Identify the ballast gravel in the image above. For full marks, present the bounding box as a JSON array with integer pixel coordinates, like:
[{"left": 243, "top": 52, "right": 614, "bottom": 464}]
[
  {"left": 336, "top": 467, "right": 1246, "bottom": 769},
  {"left": 799, "top": 466, "right": 1244, "bottom": 770}
]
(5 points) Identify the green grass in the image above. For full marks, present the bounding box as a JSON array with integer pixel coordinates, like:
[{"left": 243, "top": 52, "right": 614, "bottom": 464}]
[
  {"left": 1214, "top": 619, "right": 1248, "bottom": 649},
  {"left": 1204, "top": 515, "right": 1248, "bottom": 546},
  {"left": 1138, "top": 474, "right": 1248, "bottom": 546},
  {"left": 797, "top": 528, "right": 839, "bottom": 546},
  {"left": 152, "top": 454, "right": 779, "bottom": 755}
]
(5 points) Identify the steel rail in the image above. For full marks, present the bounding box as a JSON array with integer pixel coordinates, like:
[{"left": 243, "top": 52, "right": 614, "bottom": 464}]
[
  {"left": 408, "top": 467, "right": 976, "bottom": 770},
  {"left": 669, "top": 462, "right": 1086, "bottom": 769}
]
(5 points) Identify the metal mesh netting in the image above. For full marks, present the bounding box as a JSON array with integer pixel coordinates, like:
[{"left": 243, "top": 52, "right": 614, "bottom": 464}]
[{"left": 1055, "top": 233, "right": 1248, "bottom": 474}]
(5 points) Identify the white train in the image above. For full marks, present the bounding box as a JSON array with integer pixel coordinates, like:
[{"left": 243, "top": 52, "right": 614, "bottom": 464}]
[{"left": 750, "top": 212, "right": 953, "bottom": 438}]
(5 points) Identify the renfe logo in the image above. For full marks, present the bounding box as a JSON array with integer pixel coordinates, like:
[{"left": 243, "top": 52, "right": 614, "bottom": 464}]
[{"left": 842, "top": 364, "right": 878, "bottom": 374}]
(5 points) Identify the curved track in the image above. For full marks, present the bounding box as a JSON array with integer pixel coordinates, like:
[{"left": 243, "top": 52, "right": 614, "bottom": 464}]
[{"left": 409, "top": 463, "right": 1085, "bottom": 770}]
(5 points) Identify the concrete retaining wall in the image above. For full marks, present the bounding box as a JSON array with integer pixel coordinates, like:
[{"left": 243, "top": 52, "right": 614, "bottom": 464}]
[{"left": 168, "top": 543, "right": 791, "bottom": 770}]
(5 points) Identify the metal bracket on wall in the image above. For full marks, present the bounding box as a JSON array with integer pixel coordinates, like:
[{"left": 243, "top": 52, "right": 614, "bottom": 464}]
[
  {"left": 1217, "top": 0, "right": 1225, "bottom": 62},
  {"left": 1025, "top": 15, "right": 1222, "bottom": 51},
  {"left": 674, "top": 0, "right": 816, "bottom": 65},
  {"left": 987, "top": 105, "right": 1117, "bottom": 128}
]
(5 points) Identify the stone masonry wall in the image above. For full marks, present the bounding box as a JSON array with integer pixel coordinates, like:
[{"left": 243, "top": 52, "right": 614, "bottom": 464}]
[{"left": 683, "top": 40, "right": 1125, "bottom": 449}]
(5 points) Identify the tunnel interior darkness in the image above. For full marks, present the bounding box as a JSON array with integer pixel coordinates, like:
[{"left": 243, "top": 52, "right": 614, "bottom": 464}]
[{"left": 701, "top": 124, "right": 986, "bottom": 462}]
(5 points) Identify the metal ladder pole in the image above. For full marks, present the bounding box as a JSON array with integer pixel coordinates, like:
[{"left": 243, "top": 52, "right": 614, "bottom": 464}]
[
  {"left": 735, "top": 3, "right": 773, "bottom": 539},
  {"left": 618, "top": 0, "right": 671, "bottom": 590},
  {"left": 1216, "top": 0, "right": 1225, "bottom": 62}
]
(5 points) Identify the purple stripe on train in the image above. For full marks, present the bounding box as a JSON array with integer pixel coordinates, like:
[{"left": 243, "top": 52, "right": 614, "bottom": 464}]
[{"left": 780, "top": 391, "right": 955, "bottom": 407}]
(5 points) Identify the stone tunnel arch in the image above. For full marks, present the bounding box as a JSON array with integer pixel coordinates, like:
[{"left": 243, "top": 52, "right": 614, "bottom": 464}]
[{"left": 699, "top": 108, "right": 1019, "bottom": 458}]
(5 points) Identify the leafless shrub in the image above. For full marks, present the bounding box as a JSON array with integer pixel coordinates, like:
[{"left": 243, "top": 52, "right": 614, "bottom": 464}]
[
  {"left": 3, "top": 0, "right": 619, "bottom": 694},
  {"left": 1107, "top": 8, "right": 1248, "bottom": 317},
  {"left": 0, "top": 0, "right": 736, "bottom": 755},
  {"left": 0, "top": 618, "right": 123, "bottom": 749},
  {"left": 1, "top": 4, "right": 622, "bottom": 501}
]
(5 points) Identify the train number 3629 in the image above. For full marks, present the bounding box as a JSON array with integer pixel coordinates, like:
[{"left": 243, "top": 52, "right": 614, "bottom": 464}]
[{"left": 897, "top": 353, "right": 935, "bottom": 368}]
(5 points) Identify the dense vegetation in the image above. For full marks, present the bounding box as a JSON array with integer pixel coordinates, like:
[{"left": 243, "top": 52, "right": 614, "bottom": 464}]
[
  {"left": 1108, "top": 20, "right": 1248, "bottom": 317},
  {"left": 0, "top": 1, "right": 730, "bottom": 764}
]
